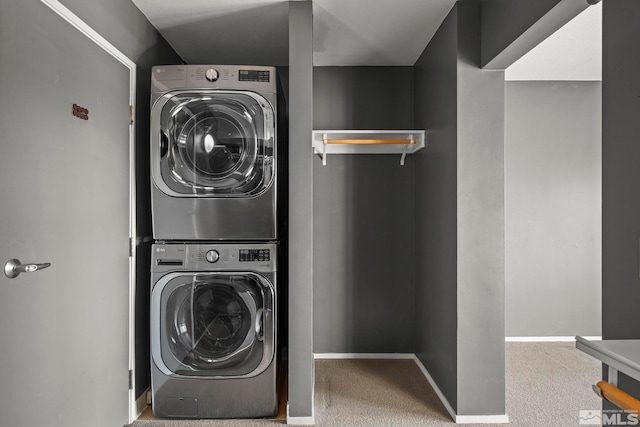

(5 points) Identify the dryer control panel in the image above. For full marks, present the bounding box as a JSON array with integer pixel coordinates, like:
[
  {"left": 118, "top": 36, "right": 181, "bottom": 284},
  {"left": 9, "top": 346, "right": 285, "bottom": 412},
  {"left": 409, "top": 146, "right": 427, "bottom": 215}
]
[
  {"left": 151, "top": 64, "right": 276, "bottom": 97},
  {"left": 151, "top": 243, "right": 277, "bottom": 273}
]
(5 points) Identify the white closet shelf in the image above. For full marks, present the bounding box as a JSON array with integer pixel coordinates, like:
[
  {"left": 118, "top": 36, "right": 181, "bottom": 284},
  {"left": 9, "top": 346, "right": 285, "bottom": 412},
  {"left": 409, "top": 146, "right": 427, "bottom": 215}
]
[{"left": 312, "top": 130, "right": 426, "bottom": 165}]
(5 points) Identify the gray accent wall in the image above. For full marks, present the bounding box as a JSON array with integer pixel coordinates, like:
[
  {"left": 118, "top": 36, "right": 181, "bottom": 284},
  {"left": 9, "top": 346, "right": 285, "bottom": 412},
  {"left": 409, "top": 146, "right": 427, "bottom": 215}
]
[
  {"left": 602, "top": 0, "right": 640, "bottom": 412},
  {"left": 414, "top": 1, "right": 505, "bottom": 416},
  {"left": 312, "top": 67, "right": 415, "bottom": 354},
  {"left": 58, "top": 0, "right": 182, "bottom": 400},
  {"left": 288, "top": 0, "right": 314, "bottom": 420},
  {"left": 505, "top": 81, "right": 602, "bottom": 338},
  {"left": 413, "top": 5, "right": 459, "bottom": 411},
  {"left": 602, "top": 0, "right": 640, "bottom": 342}
]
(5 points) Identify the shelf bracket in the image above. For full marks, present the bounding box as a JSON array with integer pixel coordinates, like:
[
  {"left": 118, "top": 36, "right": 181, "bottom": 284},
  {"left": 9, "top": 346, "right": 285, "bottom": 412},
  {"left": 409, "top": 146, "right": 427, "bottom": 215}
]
[
  {"left": 322, "top": 132, "right": 328, "bottom": 166},
  {"left": 399, "top": 134, "right": 413, "bottom": 166}
]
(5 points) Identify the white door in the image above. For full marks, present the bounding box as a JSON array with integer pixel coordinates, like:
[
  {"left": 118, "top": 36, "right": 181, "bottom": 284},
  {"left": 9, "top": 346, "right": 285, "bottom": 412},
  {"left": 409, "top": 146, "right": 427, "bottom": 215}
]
[{"left": 0, "top": 1, "right": 131, "bottom": 426}]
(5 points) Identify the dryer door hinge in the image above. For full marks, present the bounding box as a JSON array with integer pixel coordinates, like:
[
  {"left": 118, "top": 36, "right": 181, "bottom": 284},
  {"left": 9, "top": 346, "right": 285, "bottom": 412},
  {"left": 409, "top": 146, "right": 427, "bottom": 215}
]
[
  {"left": 129, "top": 105, "right": 134, "bottom": 125},
  {"left": 129, "top": 369, "right": 134, "bottom": 390}
]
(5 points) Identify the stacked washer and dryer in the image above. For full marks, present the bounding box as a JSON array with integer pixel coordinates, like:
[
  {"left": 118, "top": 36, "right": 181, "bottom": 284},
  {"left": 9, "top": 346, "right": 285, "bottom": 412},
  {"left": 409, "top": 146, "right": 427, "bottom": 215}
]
[{"left": 149, "top": 65, "right": 284, "bottom": 419}]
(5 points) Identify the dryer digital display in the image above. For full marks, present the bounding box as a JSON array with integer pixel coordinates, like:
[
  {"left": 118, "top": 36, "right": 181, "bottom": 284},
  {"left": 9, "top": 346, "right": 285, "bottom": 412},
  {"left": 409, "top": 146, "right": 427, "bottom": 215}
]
[
  {"left": 239, "top": 249, "right": 270, "bottom": 262},
  {"left": 238, "top": 69, "right": 270, "bottom": 82}
]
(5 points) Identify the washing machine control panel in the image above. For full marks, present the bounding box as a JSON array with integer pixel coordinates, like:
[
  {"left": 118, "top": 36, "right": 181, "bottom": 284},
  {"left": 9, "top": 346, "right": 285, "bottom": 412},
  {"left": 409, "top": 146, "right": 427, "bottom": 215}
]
[
  {"left": 152, "top": 65, "right": 277, "bottom": 97},
  {"left": 152, "top": 243, "right": 277, "bottom": 273}
]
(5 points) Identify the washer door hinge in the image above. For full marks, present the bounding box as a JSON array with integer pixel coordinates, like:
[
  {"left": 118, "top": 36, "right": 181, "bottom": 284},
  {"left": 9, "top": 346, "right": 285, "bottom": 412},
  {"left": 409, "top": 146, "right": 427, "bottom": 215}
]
[
  {"left": 129, "top": 370, "right": 134, "bottom": 390},
  {"left": 129, "top": 105, "right": 134, "bottom": 125}
]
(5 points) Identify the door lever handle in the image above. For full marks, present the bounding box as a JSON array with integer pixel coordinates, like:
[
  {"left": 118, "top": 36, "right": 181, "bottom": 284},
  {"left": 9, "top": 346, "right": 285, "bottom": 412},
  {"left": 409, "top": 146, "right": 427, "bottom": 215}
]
[{"left": 4, "top": 259, "right": 51, "bottom": 279}]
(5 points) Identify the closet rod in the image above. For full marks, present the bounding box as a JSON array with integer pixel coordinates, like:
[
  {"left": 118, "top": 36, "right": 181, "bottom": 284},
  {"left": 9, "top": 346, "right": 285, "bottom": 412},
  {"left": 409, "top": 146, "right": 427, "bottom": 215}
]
[{"left": 324, "top": 138, "right": 416, "bottom": 145}]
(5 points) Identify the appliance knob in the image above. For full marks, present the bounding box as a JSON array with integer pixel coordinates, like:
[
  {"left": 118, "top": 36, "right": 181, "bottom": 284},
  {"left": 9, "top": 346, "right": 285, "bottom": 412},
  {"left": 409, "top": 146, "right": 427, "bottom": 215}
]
[
  {"left": 205, "top": 250, "right": 220, "bottom": 263},
  {"left": 205, "top": 68, "right": 219, "bottom": 82}
]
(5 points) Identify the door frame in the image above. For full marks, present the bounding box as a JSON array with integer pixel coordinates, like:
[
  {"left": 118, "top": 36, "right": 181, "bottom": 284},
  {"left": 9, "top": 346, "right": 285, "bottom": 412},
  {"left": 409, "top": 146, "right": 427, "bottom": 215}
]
[{"left": 39, "top": 0, "right": 138, "bottom": 423}]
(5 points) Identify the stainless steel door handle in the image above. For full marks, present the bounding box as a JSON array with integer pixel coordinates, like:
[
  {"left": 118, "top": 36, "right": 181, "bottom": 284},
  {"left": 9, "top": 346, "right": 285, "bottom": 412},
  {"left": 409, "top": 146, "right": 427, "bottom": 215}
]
[
  {"left": 256, "top": 308, "right": 264, "bottom": 342},
  {"left": 4, "top": 259, "right": 51, "bottom": 279}
]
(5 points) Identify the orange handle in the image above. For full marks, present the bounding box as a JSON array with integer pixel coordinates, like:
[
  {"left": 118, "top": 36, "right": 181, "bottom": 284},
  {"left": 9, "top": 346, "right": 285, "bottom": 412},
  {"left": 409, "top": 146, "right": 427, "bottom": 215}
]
[{"left": 597, "top": 381, "right": 640, "bottom": 413}]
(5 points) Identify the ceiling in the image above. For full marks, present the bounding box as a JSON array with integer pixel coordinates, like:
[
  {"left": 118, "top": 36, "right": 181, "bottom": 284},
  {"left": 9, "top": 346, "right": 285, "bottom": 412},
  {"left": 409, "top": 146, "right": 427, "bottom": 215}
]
[
  {"left": 131, "top": 0, "right": 600, "bottom": 78},
  {"left": 506, "top": 2, "right": 601, "bottom": 81},
  {"left": 311, "top": 0, "right": 456, "bottom": 65},
  {"left": 131, "top": 0, "right": 457, "bottom": 66}
]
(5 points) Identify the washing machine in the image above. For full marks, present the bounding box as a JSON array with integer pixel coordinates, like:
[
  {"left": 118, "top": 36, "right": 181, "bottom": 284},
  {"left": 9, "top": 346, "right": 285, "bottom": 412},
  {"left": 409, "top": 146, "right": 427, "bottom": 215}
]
[
  {"left": 150, "top": 242, "right": 278, "bottom": 419},
  {"left": 150, "top": 65, "right": 279, "bottom": 241}
]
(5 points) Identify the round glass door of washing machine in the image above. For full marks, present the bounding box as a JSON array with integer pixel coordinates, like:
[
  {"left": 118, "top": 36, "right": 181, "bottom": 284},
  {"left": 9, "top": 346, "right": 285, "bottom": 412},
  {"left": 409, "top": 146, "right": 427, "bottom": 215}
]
[
  {"left": 155, "top": 91, "right": 275, "bottom": 197},
  {"left": 152, "top": 272, "right": 275, "bottom": 378}
]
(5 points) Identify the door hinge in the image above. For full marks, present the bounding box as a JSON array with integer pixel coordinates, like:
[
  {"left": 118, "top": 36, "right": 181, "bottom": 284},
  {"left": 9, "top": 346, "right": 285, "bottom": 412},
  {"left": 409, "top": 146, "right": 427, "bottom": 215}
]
[
  {"left": 129, "top": 369, "right": 134, "bottom": 390},
  {"left": 129, "top": 105, "right": 134, "bottom": 125},
  {"left": 129, "top": 237, "right": 134, "bottom": 257}
]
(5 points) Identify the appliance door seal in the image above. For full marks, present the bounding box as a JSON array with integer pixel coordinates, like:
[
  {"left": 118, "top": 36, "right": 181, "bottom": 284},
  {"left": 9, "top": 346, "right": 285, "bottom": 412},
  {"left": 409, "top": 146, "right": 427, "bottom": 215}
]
[
  {"left": 151, "top": 271, "right": 275, "bottom": 379},
  {"left": 151, "top": 90, "right": 275, "bottom": 199}
]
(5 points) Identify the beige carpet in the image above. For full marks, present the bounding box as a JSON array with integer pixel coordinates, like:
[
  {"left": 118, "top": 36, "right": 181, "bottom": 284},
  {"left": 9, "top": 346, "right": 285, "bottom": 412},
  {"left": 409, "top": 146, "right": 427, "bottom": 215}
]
[
  {"left": 314, "top": 358, "right": 453, "bottom": 426},
  {"left": 504, "top": 342, "right": 602, "bottom": 427},
  {"left": 130, "top": 342, "right": 602, "bottom": 427}
]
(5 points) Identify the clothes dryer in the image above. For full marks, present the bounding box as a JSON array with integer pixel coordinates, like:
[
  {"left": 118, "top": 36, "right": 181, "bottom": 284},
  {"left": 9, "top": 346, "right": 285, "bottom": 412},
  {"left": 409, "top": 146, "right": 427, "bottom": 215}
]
[
  {"left": 150, "top": 65, "right": 279, "bottom": 241},
  {"left": 150, "top": 242, "right": 279, "bottom": 419}
]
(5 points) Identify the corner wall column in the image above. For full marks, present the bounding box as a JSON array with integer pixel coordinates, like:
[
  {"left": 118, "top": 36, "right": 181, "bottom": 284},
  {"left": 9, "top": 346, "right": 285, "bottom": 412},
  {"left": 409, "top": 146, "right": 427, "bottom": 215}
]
[{"left": 288, "top": 0, "right": 315, "bottom": 424}]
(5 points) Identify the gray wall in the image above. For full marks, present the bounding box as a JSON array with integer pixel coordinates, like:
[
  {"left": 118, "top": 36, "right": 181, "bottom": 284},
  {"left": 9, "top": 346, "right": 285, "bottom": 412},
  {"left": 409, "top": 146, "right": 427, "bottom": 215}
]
[
  {"left": 602, "top": 0, "right": 640, "bottom": 413},
  {"left": 288, "top": 0, "right": 314, "bottom": 420},
  {"left": 312, "top": 67, "right": 415, "bottom": 354},
  {"left": 505, "top": 81, "right": 602, "bottom": 338},
  {"left": 413, "top": 5, "right": 459, "bottom": 411},
  {"left": 602, "top": 0, "right": 640, "bottom": 341},
  {"left": 455, "top": 1, "right": 505, "bottom": 416},
  {"left": 58, "top": 0, "right": 182, "bottom": 399},
  {"left": 414, "top": 1, "right": 505, "bottom": 416}
]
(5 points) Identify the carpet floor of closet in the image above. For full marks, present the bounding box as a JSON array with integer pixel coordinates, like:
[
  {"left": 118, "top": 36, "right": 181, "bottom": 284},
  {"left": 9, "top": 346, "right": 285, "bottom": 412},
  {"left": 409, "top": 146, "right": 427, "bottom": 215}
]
[{"left": 131, "top": 342, "right": 601, "bottom": 426}]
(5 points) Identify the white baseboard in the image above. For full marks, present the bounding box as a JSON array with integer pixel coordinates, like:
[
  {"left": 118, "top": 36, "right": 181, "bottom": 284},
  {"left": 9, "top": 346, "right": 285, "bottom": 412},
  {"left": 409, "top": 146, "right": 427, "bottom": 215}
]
[
  {"left": 406, "top": 355, "right": 510, "bottom": 424},
  {"left": 286, "top": 402, "right": 315, "bottom": 425},
  {"left": 506, "top": 336, "right": 602, "bottom": 342},
  {"left": 314, "top": 353, "right": 415, "bottom": 360},
  {"left": 411, "top": 355, "right": 459, "bottom": 422},
  {"left": 455, "top": 414, "right": 510, "bottom": 424}
]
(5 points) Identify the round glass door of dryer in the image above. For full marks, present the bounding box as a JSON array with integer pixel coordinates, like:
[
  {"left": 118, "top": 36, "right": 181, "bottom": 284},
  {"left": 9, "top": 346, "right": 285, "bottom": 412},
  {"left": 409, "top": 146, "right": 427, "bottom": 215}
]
[
  {"left": 153, "top": 273, "right": 275, "bottom": 378},
  {"left": 158, "top": 91, "right": 275, "bottom": 196}
]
